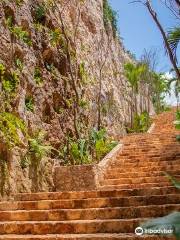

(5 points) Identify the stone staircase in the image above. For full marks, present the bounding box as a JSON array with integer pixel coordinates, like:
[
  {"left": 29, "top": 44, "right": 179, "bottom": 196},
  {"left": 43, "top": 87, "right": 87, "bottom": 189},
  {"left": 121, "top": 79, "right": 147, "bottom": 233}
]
[{"left": 0, "top": 109, "right": 179, "bottom": 239}]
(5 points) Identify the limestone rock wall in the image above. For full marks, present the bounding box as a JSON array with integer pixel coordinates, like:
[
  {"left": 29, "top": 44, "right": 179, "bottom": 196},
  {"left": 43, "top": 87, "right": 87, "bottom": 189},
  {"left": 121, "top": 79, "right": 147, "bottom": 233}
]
[{"left": 0, "top": 0, "right": 153, "bottom": 199}]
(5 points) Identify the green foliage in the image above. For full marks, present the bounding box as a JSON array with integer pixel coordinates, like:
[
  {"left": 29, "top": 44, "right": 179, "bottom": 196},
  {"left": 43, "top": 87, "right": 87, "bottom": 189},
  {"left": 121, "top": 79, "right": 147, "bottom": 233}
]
[
  {"left": 24, "top": 131, "right": 54, "bottom": 168},
  {"left": 174, "top": 110, "right": 180, "bottom": 141},
  {"left": 103, "top": 0, "right": 118, "bottom": 37},
  {"left": 15, "top": 0, "right": 24, "bottom": 6},
  {"left": 49, "top": 29, "right": 61, "bottom": 46},
  {"left": 34, "top": 4, "right": 46, "bottom": 23},
  {"left": 95, "top": 138, "right": 117, "bottom": 161},
  {"left": 165, "top": 173, "right": 180, "bottom": 189},
  {"left": 0, "top": 63, "right": 19, "bottom": 96},
  {"left": 176, "top": 135, "right": 180, "bottom": 141},
  {"left": 5, "top": 16, "right": 32, "bottom": 46},
  {"left": 59, "top": 128, "right": 118, "bottom": 165},
  {"left": 67, "top": 132, "right": 117, "bottom": 165},
  {"left": 6, "top": 17, "right": 29, "bottom": 44},
  {"left": 34, "top": 67, "right": 43, "bottom": 85},
  {"left": 128, "top": 111, "right": 151, "bottom": 133},
  {"left": 69, "top": 138, "right": 91, "bottom": 165},
  {"left": 0, "top": 112, "right": 27, "bottom": 148},
  {"left": 79, "top": 98, "right": 88, "bottom": 109},
  {"left": 79, "top": 62, "right": 89, "bottom": 84},
  {"left": 151, "top": 72, "right": 170, "bottom": 114},
  {"left": 25, "top": 96, "right": 34, "bottom": 112},
  {"left": 34, "top": 23, "right": 44, "bottom": 33},
  {"left": 90, "top": 128, "right": 118, "bottom": 161},
  {"left": 12, "top": 26, "right": 32, "bottom": 46},
  {"left": 167, "top": 26, "right": 180, "bottom": 62},
  {"left": 15, "top": 58, "right": 23, "bottom": 71},
  {"left": 124, "top": 62, "right": 147, "bottom": 93},
  {"left": 174, "top": 110, "right": 180, "bottom": 130},
  {"left": 0, "top": 63, "right": 5, "bottom": 76},
  {"left": 65, "top": 99, "right": 73, "bottom": 109},
  {"left": 5, "top": 16, "right": 13, "bottom": 30},
  {"left": 28, "top": 132, "right": 52, "bottom": 161},
  {"left": 3, "top": 71, "right": 19, "bottom": 94}
]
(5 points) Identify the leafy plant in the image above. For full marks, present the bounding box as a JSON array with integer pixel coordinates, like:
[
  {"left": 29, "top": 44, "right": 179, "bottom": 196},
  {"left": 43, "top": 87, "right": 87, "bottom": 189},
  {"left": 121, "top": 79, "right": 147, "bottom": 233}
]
[
  {"left": 0, "top": 63, "right": 5, "bottom": 77},
  {"left": 28, "top": 132, "right": 52, "bottom": 160},
  {"left": 34, "top": 67, "right": 43, "bottom": 85},
  {"left": 15, "top": 0, "right": 24, "bottom": 6},
  {"left": 79, "top": 62, "right": 88, "bottom": 84},
  {"left": 5, "top": 17, "right": 32, "bottom": 46},
  {"left": 103, "top": 0, "right": 118, "bottom": 37},
  {"left": 124, "top": 63, "right": 147, "bottom": 94},
  {"left": 95, "top": 138, "right": 117, "bottom": 161},
  {"left": 167, "top": 26, "right": 180, "bottom": 62},
  {"left": 5, "top": 16, "right": 13, "bottom": 30},
  {"left": 165, "top": 173, "right": 180, "bottom": 189},
  {"left": 174, "top": 110, "right": 180, "bottom": 141},
  {"left": 0, "top": 64, "right": 19, "bottom": 96},
  {"left": 174, "top": 110, "right": 180, "bottom": 130},
  {"left": 2, "top": 71, "right": 19, "bottom": 94},
  {"left": 127, "top": 111, "right": 151, "bottom": 133},
  {"left": 6, "top": 16, "right": 30, "bottom": 46},
  {"left": 69, "top": 138, "right": 91, "bottom": 165},
  {"left": 15, "top": 58, "right": 23, "bottom": 71},
  {"left": 11, "top": 26, "right": 32, "bottom": 46},
  {"left": 24, "top": 130, "right": 55, "bottom": 191},
  {"left": 25, "top": 131, "right": 54, "bottom": 168},
  {"left": 49, "top": 29, "right": 61, "bottom": 46},
  {"left": 0, "top": 112, "right": 27, "bottom": 148},
  {"left": 34, "top": 4, "right": 46, "bottom": 23},
  {"left": 59, "top": 128, "right": 118, "bottom": 165},
  {"left": 25, "top": 96, "right": 34, "bottom": 112},
  {"left": 79, "top": 98, "right": 88, "bottom": 109},
  {"left": 34, "top": 23, "right": 44, "bottom": 33},
  {"left": 90, "top": 128, "right": 118, "bottom": 161}
]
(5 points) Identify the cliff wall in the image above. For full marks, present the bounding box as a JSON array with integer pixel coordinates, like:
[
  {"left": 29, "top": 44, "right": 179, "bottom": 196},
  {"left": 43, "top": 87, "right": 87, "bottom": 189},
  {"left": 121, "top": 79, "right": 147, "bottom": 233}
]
[{"left": 0, "top": 0, "right": 153, "bottom": 198}]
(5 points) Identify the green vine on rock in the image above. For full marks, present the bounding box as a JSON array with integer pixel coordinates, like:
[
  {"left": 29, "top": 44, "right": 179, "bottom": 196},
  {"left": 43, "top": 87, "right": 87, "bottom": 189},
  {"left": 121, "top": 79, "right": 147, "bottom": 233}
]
[
  {"left": 103, "top": 0, "right": 118, "bottom": 37},
  {"left": 0, "top": 63, "right": 20, "bottom": 101},
  {"left": 0, "top": 112, "right": 27, "bottom": 148}
]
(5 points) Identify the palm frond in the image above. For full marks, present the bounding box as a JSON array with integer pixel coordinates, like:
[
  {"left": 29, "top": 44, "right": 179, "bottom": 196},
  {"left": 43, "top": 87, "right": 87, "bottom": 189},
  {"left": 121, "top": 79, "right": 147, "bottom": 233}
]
[{"left": 167, "top": 26, "right": 180, "bottom": 62}]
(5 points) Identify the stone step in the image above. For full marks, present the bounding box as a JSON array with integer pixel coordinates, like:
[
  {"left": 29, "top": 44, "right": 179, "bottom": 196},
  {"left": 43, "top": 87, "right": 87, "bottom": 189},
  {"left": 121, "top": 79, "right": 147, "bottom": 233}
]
[
  {"left": 105, "top": 170, "right": 180, "bottom": 179},
  {"left": 0, "top": 204, "right": 179, "bottom": 221},
  {"left": 114, "top": 157, "right": 180, "bottom": 165},
  {"left": 101, "top": 175, "right": 180, "bottom": 185},
  {"left": 100, "top": 182, "right": 173, "bottom": 190},
  {"left": 0, "top": 218, "right": 150, "bottom": 234},
  {"left": 14, "top": 186, "right": 178, "bottom": 201},
  {"left": 110, "top": 159, "right": 180, "bottom": 168},
  {"left": 0, "top": 234, "right": 175, "bottom": 239},
  {"left": 0, "top": 194, "right": 179, "bottom": 211},
  {"left": 115, "top": 155, "right": 180, "bottom": 163},
  {"left": 107, "top": 164, "right": 180, "bottom": 174},
  {"left": 117, "top": 150, "right": 180, "bottom": 156}
]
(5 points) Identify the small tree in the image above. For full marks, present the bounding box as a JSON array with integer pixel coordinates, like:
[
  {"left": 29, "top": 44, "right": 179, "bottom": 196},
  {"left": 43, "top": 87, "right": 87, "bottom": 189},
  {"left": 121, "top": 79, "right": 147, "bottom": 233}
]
[{"left": 124, "top": 62, "right": 146, "bottom": 125}]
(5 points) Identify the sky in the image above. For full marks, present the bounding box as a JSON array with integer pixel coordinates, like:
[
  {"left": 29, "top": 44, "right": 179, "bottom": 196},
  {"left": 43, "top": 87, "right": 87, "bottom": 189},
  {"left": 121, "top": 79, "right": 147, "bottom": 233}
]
[{"left": 109, "top": 0, "right": 180, "bottom": 73}]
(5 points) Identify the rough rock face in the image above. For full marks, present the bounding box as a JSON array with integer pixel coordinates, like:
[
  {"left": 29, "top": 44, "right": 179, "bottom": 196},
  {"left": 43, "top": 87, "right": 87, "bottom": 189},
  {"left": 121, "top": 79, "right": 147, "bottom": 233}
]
[{"left": 0, "top": 0, "right": 153, "bottom": 199}]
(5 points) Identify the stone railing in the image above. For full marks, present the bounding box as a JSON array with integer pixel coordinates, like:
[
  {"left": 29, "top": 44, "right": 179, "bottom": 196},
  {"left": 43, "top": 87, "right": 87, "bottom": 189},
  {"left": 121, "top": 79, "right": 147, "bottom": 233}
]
[{"left": 54, "top": 143, "right": 123, "bottom": 192}]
